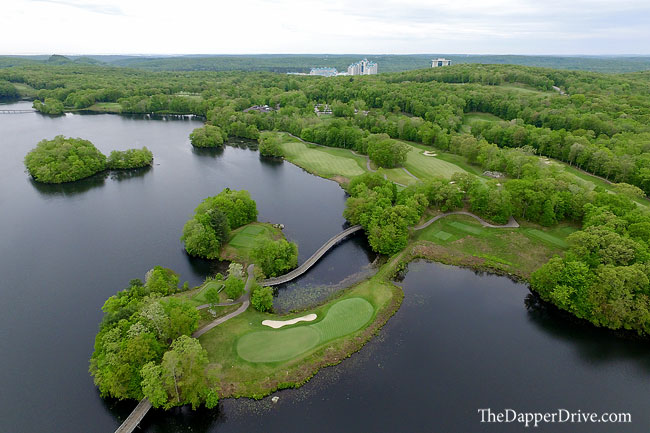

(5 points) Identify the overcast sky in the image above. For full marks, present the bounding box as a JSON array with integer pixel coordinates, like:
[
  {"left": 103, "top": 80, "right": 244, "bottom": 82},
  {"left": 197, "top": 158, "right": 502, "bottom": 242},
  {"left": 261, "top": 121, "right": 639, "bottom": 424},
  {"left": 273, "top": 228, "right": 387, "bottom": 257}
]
[{"left": 3, "top": 0, "right": 650, "bottom": 55}]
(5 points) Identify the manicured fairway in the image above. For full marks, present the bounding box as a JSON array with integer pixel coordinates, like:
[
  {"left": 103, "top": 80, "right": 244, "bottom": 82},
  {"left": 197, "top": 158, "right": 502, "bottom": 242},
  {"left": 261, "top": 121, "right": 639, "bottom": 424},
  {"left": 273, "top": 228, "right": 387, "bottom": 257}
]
[
  {"left": 403, "top": 145, "right": 468, "bottom": 180},
  {"left": 236, "top": 297, "right": 374, "bottom": 363},
  {"left": 379, "top": 167, "right": 418, "bottom": 186},
  {"left": 279, "top": 139, "right": 366, "bottom": 179}
]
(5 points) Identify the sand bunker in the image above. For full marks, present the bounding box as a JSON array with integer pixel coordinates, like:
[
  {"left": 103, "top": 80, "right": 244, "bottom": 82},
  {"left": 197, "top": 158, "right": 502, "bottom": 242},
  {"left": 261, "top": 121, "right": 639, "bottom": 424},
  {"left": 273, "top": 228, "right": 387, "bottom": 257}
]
[
  {"left": 423, "top": 151, "right": 438, "bottom": 157},
  {"left": 262, "top": 314, "right": 317, "bottom": 329}
]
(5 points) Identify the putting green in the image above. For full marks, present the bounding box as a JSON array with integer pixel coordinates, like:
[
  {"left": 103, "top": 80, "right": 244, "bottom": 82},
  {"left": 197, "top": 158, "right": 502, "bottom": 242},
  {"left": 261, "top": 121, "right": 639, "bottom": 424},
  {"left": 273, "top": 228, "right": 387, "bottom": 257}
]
[
  {"left": 311, "top": 298, "right": 374, "bottom": 342},
  {"left": 237, "top": 327, "right": 321, "bottom": 362},
  {"left": 236, "top": 298, "right": 375, "bottom": 363}
]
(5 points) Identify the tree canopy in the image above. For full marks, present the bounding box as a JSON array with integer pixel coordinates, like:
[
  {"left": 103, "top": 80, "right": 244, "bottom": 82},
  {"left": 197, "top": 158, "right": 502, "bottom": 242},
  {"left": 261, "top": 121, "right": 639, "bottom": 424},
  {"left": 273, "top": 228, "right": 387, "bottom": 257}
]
[{"left": 24, "top": 136, "right": 106, "bottom": 183}]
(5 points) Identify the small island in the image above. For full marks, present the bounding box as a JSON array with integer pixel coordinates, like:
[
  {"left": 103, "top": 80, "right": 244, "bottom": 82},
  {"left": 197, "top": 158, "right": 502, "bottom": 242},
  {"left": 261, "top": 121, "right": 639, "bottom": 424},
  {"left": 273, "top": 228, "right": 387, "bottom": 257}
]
[
  {"left": 24, "top": 135, "right": 153, "bottom": 183},
  {"left": 181, "top": 188, "right": 299, "bottom": 279}
]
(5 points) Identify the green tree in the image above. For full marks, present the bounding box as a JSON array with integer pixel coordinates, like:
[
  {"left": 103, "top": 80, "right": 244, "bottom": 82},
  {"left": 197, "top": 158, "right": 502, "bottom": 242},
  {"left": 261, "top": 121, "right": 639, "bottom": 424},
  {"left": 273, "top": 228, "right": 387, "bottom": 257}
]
[
  {"left": 251, "top": 239, "right": 298, "bottom": 277},
  {"left": 224, "top": 275, "right": 245, "bottom": 299},
  {"left": 141, "top": 336, "right": 211, "bottom": 409},
  {"left": 250, "top": 284, "right": 274, "bottom": 312},
  {"left": 190, "top": 125, "right": 226, "bottom": 148},
  {"left": 258, "top": 132, "right": 284, "bottom": 157}
]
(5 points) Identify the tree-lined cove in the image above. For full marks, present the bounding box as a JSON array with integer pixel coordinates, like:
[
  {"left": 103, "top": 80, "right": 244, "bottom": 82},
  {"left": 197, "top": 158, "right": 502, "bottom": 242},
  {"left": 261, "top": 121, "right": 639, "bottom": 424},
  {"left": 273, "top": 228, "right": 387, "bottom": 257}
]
[{"left": 2, "top": 60, "right": 650, "bottom": 432}]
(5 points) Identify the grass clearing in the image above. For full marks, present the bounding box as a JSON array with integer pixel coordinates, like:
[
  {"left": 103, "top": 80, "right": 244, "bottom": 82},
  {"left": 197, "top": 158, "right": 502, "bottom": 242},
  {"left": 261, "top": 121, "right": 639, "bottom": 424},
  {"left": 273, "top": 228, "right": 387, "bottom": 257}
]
[
  {"left": 220, "top": 222, "right": 284, "bottom": 264},
  {"left": 12, "top": 83, "right": 37, "bottom": 98},
  {"left": 84, "top": 102, "right": 122, "bottom": 113},
  {"left": 413, "top": 214, "right": 578, "bottom": 277}
]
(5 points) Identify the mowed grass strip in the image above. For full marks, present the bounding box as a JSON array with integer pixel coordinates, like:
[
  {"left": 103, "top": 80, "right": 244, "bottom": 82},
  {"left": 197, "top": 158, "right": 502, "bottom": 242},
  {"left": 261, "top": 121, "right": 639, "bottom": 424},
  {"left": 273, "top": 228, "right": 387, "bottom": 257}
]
[
  {"left": 448, "top": 221, "right": 484, "bottom": 235},
  {"left": 235, "top": 298, "right": 374, "bottom": 363},
  {"left": 279, "top": 138, "right": 366, "bottom": 179},
  {"left": 523, "top": 228, "right": 569, "bottom": 248},
  {"left": 237, "top": 327, "right": 321, "bottom": 362}
]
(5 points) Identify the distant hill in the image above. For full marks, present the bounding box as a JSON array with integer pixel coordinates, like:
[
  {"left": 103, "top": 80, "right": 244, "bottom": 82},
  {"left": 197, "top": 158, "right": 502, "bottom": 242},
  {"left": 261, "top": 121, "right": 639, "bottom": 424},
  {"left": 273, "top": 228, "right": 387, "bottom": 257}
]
[{"left": 1, "top": 54, "right": 649, "bottom": 73}]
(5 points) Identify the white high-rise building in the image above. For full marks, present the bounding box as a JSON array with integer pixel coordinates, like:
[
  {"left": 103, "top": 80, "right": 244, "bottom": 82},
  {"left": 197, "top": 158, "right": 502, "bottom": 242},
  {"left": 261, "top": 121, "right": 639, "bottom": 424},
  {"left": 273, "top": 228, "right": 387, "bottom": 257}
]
[
  {"left": 347, "top": 58, "right": 378, "bottom": 75},
  {"left": 431, "top": 58, "right": 452, "bottom": 67}
]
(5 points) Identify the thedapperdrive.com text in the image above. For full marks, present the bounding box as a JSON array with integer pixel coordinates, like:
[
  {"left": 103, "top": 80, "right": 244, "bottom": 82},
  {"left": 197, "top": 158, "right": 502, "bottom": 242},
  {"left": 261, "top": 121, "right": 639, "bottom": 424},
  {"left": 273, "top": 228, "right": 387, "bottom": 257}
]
[{"left": 477, "top": 408, "right": 632, "bottom": 428}]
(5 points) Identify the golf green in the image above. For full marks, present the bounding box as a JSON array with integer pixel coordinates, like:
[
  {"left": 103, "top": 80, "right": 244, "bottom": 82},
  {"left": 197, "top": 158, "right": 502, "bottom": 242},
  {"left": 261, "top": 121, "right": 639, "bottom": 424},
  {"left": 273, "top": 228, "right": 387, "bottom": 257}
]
[{"left": 236, "top": 298, "right": 375, "bottom": 363}]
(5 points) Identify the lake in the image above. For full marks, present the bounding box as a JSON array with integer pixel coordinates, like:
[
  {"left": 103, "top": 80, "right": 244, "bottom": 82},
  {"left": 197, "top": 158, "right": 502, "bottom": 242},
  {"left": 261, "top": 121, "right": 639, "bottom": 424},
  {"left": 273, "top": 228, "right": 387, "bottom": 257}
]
[{"left": 1, "top": 101, "right": 649, "bottom": 432}]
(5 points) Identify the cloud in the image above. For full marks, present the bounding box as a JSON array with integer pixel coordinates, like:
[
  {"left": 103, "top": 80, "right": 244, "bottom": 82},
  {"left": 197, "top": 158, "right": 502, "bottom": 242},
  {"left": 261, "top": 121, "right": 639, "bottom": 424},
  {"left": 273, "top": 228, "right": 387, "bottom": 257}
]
[{"left": 30, "top": 0, "right": 124, "bottom": 16}]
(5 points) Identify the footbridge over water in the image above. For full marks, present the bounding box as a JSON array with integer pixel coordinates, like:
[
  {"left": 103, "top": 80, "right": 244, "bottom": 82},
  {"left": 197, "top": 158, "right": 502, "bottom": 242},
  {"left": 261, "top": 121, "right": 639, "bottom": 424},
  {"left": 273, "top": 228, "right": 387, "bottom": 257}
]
[
  {"left": 0, "top": 109, "right": 36, "bottom": 114},
  {"left": 261, "top": 225, "right": 363, "bottom": 286}
]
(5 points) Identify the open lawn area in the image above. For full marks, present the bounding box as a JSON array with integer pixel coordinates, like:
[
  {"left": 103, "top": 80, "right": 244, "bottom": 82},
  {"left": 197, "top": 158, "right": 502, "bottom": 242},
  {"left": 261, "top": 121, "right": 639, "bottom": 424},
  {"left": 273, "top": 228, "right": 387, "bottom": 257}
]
[
  {"left": 13, "top": 82, "right": 37, "bottom": 98},
  {"left": 220, "top": 222, "right": 285, "bottom": 264},
  {"left": 84, "top": 102, "right": 122, "bottom": 113},
  {"left": 198, "top": 275, "right": 399, "bottom": 397},
  {"left": 413, "top": 214, "right": 579, "bottom": 277},
  {"left": 278, "top": 133, "right": 367, "bottom": 180}
]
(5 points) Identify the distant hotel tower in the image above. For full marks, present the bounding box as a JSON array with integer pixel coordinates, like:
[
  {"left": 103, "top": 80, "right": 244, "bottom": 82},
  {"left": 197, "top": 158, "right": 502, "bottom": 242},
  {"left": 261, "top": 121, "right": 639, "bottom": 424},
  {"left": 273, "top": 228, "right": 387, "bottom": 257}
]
[
  {"left": 347, "top": 58, "right": 378, "bottom": 75},
  {"left": 431, "top": 58, "right": 452, "bottom": 67}
]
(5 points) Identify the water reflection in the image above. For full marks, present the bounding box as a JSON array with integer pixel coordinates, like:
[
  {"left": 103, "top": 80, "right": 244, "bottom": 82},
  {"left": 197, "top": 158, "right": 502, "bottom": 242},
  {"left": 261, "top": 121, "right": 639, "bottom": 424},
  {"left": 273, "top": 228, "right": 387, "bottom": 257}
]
[{"left": 28, "top": 166, "right": 153, "bottom": 196}]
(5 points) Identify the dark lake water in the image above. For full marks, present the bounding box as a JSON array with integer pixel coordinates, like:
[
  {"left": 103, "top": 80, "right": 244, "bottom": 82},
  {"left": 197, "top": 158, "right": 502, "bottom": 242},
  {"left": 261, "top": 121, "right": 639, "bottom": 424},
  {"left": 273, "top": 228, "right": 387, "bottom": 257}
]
[{"left": 1, "top": 101, "right": 650, "bottom": 433}]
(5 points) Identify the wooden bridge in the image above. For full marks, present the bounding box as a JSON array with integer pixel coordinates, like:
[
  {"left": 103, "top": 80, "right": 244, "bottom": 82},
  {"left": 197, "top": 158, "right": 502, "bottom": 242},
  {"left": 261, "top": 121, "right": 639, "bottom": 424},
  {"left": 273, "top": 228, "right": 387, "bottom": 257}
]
[
  {"left": 261, "top": 225, "right": 363, "bottom": 286},
  {"left": 114, "top": 398, "right": 152, "bottom": 433},
  {"left": 0, "top": 109, "right": 36, "bottom": 114}
]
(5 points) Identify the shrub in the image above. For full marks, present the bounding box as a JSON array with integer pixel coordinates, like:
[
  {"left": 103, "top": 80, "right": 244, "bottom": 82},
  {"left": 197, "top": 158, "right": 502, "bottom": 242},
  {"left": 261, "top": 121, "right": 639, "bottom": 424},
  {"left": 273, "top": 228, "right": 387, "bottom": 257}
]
[{"left": 106, "top": 147, "right": 153, "bottom": 169}]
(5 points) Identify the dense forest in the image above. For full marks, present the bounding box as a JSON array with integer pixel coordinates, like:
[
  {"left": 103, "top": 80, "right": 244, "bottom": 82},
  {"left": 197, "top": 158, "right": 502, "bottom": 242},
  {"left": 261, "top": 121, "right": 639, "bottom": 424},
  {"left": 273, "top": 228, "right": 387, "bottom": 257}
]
[
  {"left": 2, "top": 54, "right": 650, "bottom": 73},
  {"left": 4, "top": 61, "right": 650, "bottom": 335}
]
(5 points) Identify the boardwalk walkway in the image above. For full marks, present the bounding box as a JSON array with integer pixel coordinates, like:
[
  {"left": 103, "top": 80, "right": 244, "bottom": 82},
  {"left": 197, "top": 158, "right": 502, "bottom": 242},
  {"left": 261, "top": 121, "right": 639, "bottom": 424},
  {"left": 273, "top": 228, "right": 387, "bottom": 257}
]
[
  {"left": 413, "top": 211, "right": 519, "bottom": 231},
  {"left": 114, "top": 264, "right": 255, "bottom": 433},
  {"left": 0, "top": 109, "right": 35, "bottom": 114},
  {"left": 261, "top": 225, "right": 363, "bottom": 286},
  {"left": 114, "top": 399, "right": 152, "bottom": 433}
]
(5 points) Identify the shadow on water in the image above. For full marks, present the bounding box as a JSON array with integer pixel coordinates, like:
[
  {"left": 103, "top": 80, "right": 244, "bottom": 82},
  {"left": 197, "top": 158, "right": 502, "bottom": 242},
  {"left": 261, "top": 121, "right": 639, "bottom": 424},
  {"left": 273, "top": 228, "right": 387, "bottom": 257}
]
[
  {"left": 184, "top": 251, "right": 231, "bottom": 279},
  {"left": 28, "top": 167, "right": 152, "bottom": 196},
  {"left": 524, "top": 293, "right": 650, "bottom": 371},
  {"left": 28, "top": 172, "right": 108, "bottom": 196},
  {"left": 191, "top": 146, "right": 225, "bottom": 158}
]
